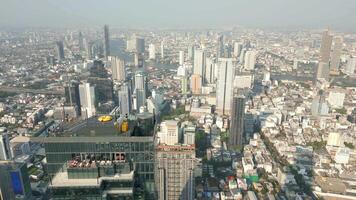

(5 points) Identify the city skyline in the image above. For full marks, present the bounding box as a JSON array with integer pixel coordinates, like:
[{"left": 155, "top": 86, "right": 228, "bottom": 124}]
[{"left": 0, "top": 0, "right": 356, "bottom": 32}]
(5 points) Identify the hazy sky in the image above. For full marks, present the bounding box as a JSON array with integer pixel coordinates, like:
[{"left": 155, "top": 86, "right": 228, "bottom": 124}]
[{"left": 1, "top": 0, "right": 356, "bottom": 31}]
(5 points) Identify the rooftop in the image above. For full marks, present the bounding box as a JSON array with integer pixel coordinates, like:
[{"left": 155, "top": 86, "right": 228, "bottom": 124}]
[{"left": 54, "top": 115, "right": 133, "bottom": 137}]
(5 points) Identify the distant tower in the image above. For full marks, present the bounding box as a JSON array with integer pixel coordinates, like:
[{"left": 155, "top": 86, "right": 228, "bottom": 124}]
[
  {"left": 104, "top": 25, "right": 110, "bottom": 59},
  {"left": 193, "top": 49, "right": 206, "bottom": 79},
  {"left": 204, "top": 57, "right": 215, "bottom": 84},
  {"left": 149, "top": 43, "right": 156, "bottom": 60},
  {"left": 229, "top": 94, "right": 246, "bottom": 147},
  {"left": 330, "top": 36, "right": 343, "bottom": 75},
  {"left": 111, "top": 57, "right": 126, "bottom": 81},
  {"left": 233, "top": 42, "right": 243, "bottom": 58},
  {"left": 179, "top": 50, "right": 185, "bottom": 65},
  {"left": 160, "top": 41, "right": 165, "bottom": 59},
  {"left": 56, "top": 41, "right": 65, "bottom": 60},
  {"left": 78, "top": 31, "right": 84, "bottom": 51},
  {"left": 79, "top": 83, "right": 96, "bottom": 118},
  {"left": 118, "top": 83, "right": 132, "bottom": 116},
  {"left": 317, "top": 29, "right": 333, "bottom": 80},
  {"left": 216, "top": 58, "right": 235, "bottom": 115},
  {"left": 136, "top": 38, "right": 145, "bottom": 53},
  {"left": 217, "top": 35, "right": 224, "bottom": 58}
]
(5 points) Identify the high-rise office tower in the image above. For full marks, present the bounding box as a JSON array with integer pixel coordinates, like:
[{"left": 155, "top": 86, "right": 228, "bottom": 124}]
[
  {"left": 217, "top": 35, "right": 224, "bottom": 58},
  {"left": 136, "top": 38, "right": 145, "bottom": 53},
  {"left": 193, "top": 49, "right": 206, "bottom": 78},
  {"left": 190, "top": 74, "right": 202, "bottom": 95},
  {"left": 79, "top": 83, "right": 96, "bottom": 118},
  {"left": 160, "top": 41, "right": 165, "bottom": 59},
  {"left": 136, "top": 89, "right": 146, "bottom": 111},
  {"left": 244, "top": 50, "right": 257, "bottom": 70},
  {"left": 0, "top": 127, "right": 11, "bottom": 160},
  {"left": 104, "top": 25, "right": 110, "bottom": 59},
  {"left": 56, "top": 41, "right": 65, "bottom": 60},
  {"left": 0, "top": 161, "right": 32, "bottom": 200},
  {"left": 86, "top": 40, "right": 93, "bottom": 59},
  {"left": 134, "top": 72, "right": 147, "bottom": 110},
  {"left": 216, "top": 58, "right": 235, "bottom": 115},
  {"left": 233, "top": 42, "right": 243, "bottom": 58},
  {"left": 205, "top": 57, "right": 216, "bottom": 84},
  {"left": 317, "top": 29, "right": 333, "bottom": 80},
  {"left": 64, "top": 81, "right": 81, "bottom": 114},
  {"left": 134, "top": 53, "right": 144, "bottom": 68},
  {"left": 179, "top": 50, "right": 185, "bottom": 65},
  {"left": 78, "top": 31, "right": 84, "bottom": 51},
  {"left": 187, "top": 45, "right": 195, "bottom": 61},
  {"left": 330, "top": 36, "right": 343, "bottom": 74},
  {"left": 111, "top": 56, "right": 126, "bottom": 81},
  {"left": 239, "top": 48, "right": 246, "bottom": 64},
  {"left": 181, "top": 77, "right": 188, "bottom": 95},
  {"left": 229, "top": 94, "right": 246, "bottom": 147},
  {"left": 155, "top": 145, "right": 196, "bottom": 200},
  {"left": 149, "top": 43, "right": 156, "bottom": 60},
  {"left": 118, "top": 83, "right": 132, "bottom": 116}
]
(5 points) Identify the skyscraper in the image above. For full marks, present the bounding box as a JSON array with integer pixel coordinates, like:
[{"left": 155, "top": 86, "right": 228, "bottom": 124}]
[
  {"left": 233, "top": 42, "right": 243, "bottom": 58},
  {"left": 187, "top": 45, "right": 195, "bottom": 61},
  {"left": 193, "top": 49, "right": 206, "bottom": 78},
  {"left": 118, "top": 83, "right": 132, "bottom": 116},
  {"left": 0, "top": 127, "right": 11, "bottom": 160},
  {"left": 330, "top": 36, "right": 343, "bottom": 74},
  {"left": 155, "top": 120, "right": 196, "bottom": 200},
  {"left": 161, "top": 41, "right": 165, "bottom": 59},
  {"left": 229, "top": 94, "right": 246, "bottom": 147},
  {"left": 111, "top": 56, "right": 126, "bottom": 81},
  {"left": 190, "top": 74, "right": 202, "bottom": 95},
  {"left": 79, "top": 83, "right": 96, "bottom": 118},
  {"left": 78, "top": 31, "right": 84, "bottom": 51},
  {"left": 56, "top": 41, "right": 65, "bottom": 60},
  {"left": 216, "top": 58, "right": 235, "bottom": 115},
  {"left": 136, "top": 37, "right": 145, "bottom": 53},
  {"left": 244, "top": 50, "right": 257, "bottom": 70},
  {"left": 205, "top": 57, "right": 215, "bottom": 84},
  {"left": 181, "top": 77, "right": 188, "bottom": 95},
  {"left": 149, "top": 43, "right": 156, "bottom": 60},
  {"left": 179, "top": 50, "right": 185, "bottom": 65},
  {"left": 64, "top": 81, "right": 81, "bottom": 115},
  {"left": 317, "top": 29, "right": 333, "bottom": 80},
  {"left": 134, "top": 72, "right": 147, "bottom": 110},
  {"left": 104, "top": 25, "right": 110, "bottom": 59},
  {"left": 346, "top": 57, "right": 356, "bottom": 75},
  {"left": 217, "top": 35, "right": 224, "bottom": 58}
]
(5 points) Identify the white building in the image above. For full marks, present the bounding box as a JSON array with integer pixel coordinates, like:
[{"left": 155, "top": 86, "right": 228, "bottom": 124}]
[
  {"left": 157, "top": 120, "right": 180, "bottom": 145},
  {"left": 179, "top": 50, "right": 185, "bottom": 65},
  {"left": 234, "top": 74, "right": 253, "bottom": 89},
  {"left": 346, "top": 57, "right": 356, "bottom": 75},
  {"left": 327, "top": 90, "right": 345, "bottom": 108},
  {"left": 149, "top": 43, "right": 156, "bottom": 60},
  {"left": 110, "top": 56, "right": 125, "bottom": 81},
  {"left": 79, "top": 83, "right": 96, "bottom": 118},
  {"left": 193, "top": 49, "right": 206, "bottom": 78},
  {"left": 244, "top": 50, "right": 257, "bottom": 70},
  {"left": 216, "top": 58, "right": 235, "bottom": 115}
]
